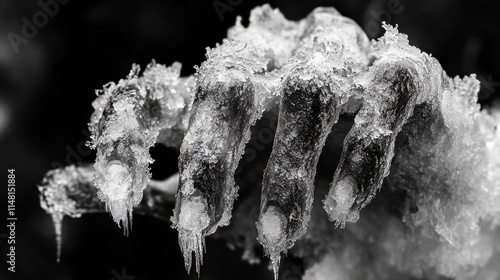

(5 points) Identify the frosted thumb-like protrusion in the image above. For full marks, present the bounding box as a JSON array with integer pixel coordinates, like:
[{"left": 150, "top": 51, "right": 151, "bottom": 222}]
[{"left": 89, "top": 62, "right": 194, "bottom": 233}]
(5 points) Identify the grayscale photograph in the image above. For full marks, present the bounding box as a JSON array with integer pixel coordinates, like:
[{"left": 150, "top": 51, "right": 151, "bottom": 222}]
[{"left": 0, "top": 0, "right": 499, "bottom": 279}]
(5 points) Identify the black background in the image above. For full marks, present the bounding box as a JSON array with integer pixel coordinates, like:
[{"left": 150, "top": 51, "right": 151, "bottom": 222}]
[{"left": 0, "top": 0, "right": 499, "bottom": 279}]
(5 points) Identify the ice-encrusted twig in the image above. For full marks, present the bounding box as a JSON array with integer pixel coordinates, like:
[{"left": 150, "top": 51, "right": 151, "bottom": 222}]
[{"left": 38, "top": 164, "right": 178, "bottom": 261}]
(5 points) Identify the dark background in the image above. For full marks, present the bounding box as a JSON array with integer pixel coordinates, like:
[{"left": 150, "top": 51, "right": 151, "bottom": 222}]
[{"left": 0, "top": 0, "right": 499, "bottom": 279}]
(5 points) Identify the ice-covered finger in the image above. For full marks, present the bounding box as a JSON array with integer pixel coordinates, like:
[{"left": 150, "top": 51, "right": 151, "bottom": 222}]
[
  {"left": 255, "top": 8, "right": 372, "bottom": 279},
  {"left": 173, "top": 73, "right": 259, "bottom": 274},
  {"left": 89, "top": 62, "right": 193, "bottom": 233},
  {"left": 171, "top": 34, "right": 286, "bottom": 274},
  {"left": 171, "top": 6, "right": 304, "bottom": 271},
  {"left": 257, "top": 74, "right": 340, "bottom": 279},
  {"left": 324, "top": 62, "right": 420, "bottom": 228}
]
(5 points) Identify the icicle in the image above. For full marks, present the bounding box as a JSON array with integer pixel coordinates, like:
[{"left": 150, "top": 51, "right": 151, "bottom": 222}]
[
  {"left": 270, "top": 253, "right": 281, "bottom": 280},
  {"left": 51, "top": 212, "right": 64, "bottom": 262},
  {"left": 175, "top": 193, "right": 210, "bottom": 276},
  {"left": 38, "top": 165, "right": 101, "bottom": 262},
  {"left": 178, "top": 229, "right": 205, "bottom": 276}
]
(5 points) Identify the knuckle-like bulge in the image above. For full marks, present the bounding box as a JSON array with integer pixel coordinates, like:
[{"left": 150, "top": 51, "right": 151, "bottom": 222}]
[
  {"left": 279, "top": 75, "right": 338, "bottom": 155},
  {"left": 181, "top": 79, "right": 255, "bottom": 158},
  {"left": 373, "top": 63, "right": 418, "bottom": 119}
]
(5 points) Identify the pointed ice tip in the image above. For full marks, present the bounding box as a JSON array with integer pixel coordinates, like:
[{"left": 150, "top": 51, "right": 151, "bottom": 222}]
[
  {"left": 335, "top": 219, "right": 347, "bottom": 229},
  {"left": 105, "top": 198, "right": 134, "bottom": 236},
  {"left": 271, "top": 254, "right": 281, "bottom": 280},
  {"left": 51, "top": 212, "right": 64, "bottom": 263},
  {"left": 122, "top": 224, "right": 129, "bottom": 237},
  {"left": 120, "top": 208, "right": 133, "bottom": 236},
  {"left": 178, "top": 229, "right": 206, "bottom": 277}
]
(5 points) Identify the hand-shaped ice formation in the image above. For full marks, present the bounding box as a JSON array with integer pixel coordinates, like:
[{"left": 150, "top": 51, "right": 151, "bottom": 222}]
[{"left": 39, "top": 4, "right": 500, "bottom": 280}]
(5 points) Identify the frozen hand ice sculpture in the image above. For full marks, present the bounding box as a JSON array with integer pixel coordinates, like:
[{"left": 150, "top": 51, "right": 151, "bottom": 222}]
[{"left": 39, "top": 5, "right": 500, "bottom": 280}]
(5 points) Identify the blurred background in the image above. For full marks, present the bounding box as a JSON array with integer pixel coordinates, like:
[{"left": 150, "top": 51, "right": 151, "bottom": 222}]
[{"left": 0, "top": 0, "right": 499, "bottom": 279}]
